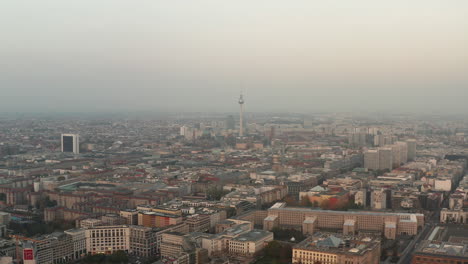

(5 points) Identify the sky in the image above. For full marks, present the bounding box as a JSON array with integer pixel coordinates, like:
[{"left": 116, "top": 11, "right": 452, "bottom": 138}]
[{"left": 1, "top": 0, "right": 467, "bottom": 114}]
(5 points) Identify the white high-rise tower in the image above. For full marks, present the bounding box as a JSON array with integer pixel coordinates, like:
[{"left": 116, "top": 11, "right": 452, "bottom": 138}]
[{"left": 238, "top": 93, "right": 244, "bottom": 137}]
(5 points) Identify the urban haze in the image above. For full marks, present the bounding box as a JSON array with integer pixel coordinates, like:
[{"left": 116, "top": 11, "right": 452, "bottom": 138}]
[
  {"left": 0, "top": 1, "right": 467, "bottom": 264},
  {"left": 1, "top": 0, "right": 468, "bottom": 113}
]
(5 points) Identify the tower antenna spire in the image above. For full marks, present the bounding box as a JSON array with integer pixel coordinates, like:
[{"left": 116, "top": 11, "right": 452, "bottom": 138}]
[{"left": 238, "top": 93, "right": 245, "bottom": 137}]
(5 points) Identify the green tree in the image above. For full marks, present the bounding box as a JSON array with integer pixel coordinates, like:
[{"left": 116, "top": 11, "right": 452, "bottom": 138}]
[
  {"left": 108, "top": 250, "right": 128, "bottom": 263},
  {"left": 264, "top": 240, "right": 282, "bottom": 259},
  {"left": 206, "top": 187, "right": 229, "bottom": 200}
]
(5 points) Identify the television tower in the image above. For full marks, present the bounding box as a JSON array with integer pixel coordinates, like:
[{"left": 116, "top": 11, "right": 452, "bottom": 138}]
[{"left": 238, "top": 93, "right": 245, "bottom": 137}]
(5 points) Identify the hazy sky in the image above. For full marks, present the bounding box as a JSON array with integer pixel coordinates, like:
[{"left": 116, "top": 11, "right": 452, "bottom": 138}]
[{"left": 1, "top": 1, "right": 467, "bottom": 113}]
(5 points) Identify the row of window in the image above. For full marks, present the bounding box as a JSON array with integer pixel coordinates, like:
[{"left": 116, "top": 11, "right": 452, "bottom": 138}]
[{"left": 415, "top": 257, "right": 466, "bottom": 264}]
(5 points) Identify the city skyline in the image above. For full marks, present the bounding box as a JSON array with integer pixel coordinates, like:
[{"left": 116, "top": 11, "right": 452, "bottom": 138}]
[{"left": 1, "top": 2, "right": 468, "bottom": 263}]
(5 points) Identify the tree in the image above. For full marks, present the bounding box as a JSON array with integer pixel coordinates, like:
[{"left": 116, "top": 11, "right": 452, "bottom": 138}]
[
  {"left": 284, "top": 195, "right": 298, "bottom": 206},
  {"left": 258, "top": 241, "right": 293, "bottom": 264},
  {"left": 108, "top": 250, "right": 128, "bottom": 263},
  {"left": 320, "top": 199, "right": 330, "bottom": 210},
  {"left": 300, "top": 196, "right": 312, "bottom": 207},
  {"left": 264, "top": 241, "right": 282, "bottom": 259},
  {"left": 206, "top": 187, "right": 229, "bottom": 200}
]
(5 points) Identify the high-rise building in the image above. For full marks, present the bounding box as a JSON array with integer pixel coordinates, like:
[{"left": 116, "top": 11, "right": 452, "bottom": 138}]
[
  {"left": 390, "top": 144, "right": 401, "bottom": 168},
  {"left": 378, "top": 147, "right": 393, "bottom": 170},
  {"left": 406, "top": 139, "right": 417, "bottom": 161},
  {"left": 61, "top": 134, "right": 79, "bottom": 154},
  {"left": 225, "top": 115, "right": 235, "bottom": 130},
  {"left": 396, "top": 141, "right": 408, "bottom": 164},
  {"left": 364, "top": 149, "right": 379, "bottom": 170},
  {"left": 349, "top": 132, "right": 367, "bottom": 147}
]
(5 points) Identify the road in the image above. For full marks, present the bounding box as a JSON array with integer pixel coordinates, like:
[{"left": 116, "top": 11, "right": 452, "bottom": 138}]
[
  {"left": 397, "top": 196, "right": 448, "bottom": 264},
  {"left": 397, "top": 222, "right": 433, "bottom": 264}
]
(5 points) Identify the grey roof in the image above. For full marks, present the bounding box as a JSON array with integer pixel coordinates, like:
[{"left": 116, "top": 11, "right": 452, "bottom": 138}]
[{"left": 317, "top": 235, "right": 342, "bottom": 248}]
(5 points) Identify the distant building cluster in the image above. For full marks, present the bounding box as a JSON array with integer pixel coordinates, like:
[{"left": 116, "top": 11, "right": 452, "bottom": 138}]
[{"left": 0, "top": 109, "right": 467, "bottom": 263}]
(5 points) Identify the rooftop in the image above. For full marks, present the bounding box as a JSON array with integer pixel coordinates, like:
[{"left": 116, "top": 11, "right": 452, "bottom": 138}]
[
  {"left": 231, "top": 229, "right": 272, "bottom": 242},
  {"left": 294, "top": 232, "right": 380, "bottom": 256}
]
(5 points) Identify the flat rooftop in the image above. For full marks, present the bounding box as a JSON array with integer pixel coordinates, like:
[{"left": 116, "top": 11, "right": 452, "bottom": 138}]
[
  {"left": 269, "top": 205, "right": 424, "bottom": 218},
  {"left": 293, "top": 232, "right": 380, "bottom": 256},
  {"left": 415, "top": 224, "right": 468, "bottom": 258},
  {"left": 231, "top": 229, "right": 272, "bottom": 242}
]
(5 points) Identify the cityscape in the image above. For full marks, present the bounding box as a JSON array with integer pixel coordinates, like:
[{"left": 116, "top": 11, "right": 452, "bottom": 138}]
[
  {"left": 0, "top": 100, "right": 467, "bottom": 264},
  {"left": 2, "top": 1, "right": 468, "bottom": 264}
]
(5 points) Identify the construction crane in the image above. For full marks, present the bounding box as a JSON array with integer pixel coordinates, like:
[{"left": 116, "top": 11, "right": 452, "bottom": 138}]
[{"left": 9, "top": 235, "right": 44, "bottom": 264}]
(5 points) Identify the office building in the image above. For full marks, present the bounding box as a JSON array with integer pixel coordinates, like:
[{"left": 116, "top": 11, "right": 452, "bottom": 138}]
[
  {"left": 64, "top": 228, "right": 86, "bottom": 260},
  {"left": 120, "top": 210, "right": 139, "bottom": 225},
  {"left": 263, "top": 203, "right": 423, "bottom": 239},
  {"left": 129, "top": 226, "right": 158, "bottom": 257},
  {"left": 228, "top": 229, "right": 273, "bottom": 256},
  {"left": 186, "top": 214, "right": 210, "bottom": 233},
  {"left": 29, "top": 232, "right": 74, "bottom": 264},
  {"left": 292, "top": 233, "right": 381, "bottom": 264},
  {"left": 85, "top": 225, "right": 130, "bottom": 255},
  {"left": 61, "top": 134, "right": 79, "bottom": 154},
  {"left": 406, "top": 139, "right": 417, "bottom": 161}
]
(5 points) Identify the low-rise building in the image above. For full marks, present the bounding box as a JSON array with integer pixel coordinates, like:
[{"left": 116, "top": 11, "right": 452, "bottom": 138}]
[
  {"left": 85, "top": 225, "right": 130, "bottom": 255},
  {"left": 412, "top": 225, "right": 468, "bottom": 264},
  {"left": 292, "top": 233, "right": 381, "bottom": 264}
]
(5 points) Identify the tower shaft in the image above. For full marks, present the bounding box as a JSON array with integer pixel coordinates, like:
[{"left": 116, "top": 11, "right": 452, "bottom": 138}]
[{"left": 239, "top": 103, "right": 244, "bottom": 137}]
